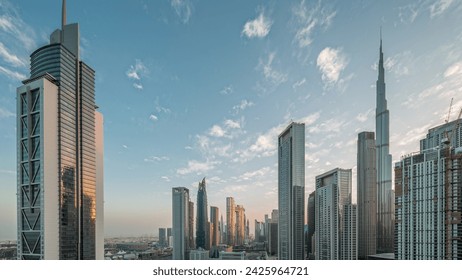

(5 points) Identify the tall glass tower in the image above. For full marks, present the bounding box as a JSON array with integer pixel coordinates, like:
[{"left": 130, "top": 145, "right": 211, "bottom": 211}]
[
  {"left": 16, "top": 0, "right": 103, "bottom": 260},
  {"left": 375, "top": 37, "right": 394, "bottom": 254},
  {"left": 196, "top": 178, "right": 208, "bottom": 249},
  {"left": 278, "top": 122, "right": 305, "bottom": 260}
]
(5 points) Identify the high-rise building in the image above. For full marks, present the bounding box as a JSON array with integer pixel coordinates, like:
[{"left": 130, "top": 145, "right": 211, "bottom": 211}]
[
  {"left": 268, "top": 210, "right": 279, "bottom": 256},
  {"left": 315, "top": 168, "right": 356, "bottom": 260},
  {"left": 226, "top": 197, "right": 235, "bottom": 245},
  {"left": 255, "top": 220, "right": 264, "bottom": 242},
  {"left": 196, "top": 178, "right": 208, "bottom": 249},
  {"left": 220, "top": 215, "right": 224, "bottom": 244},
  {"left": 375, "top": 37, "right": 394, "bottom": 254},
  {"left": 342, "top": 204, "right": 358, "bottom": 260},
  {"left": 357, "top": 131, "right": 377, "bottom": 259},
  {"left": 167, "top": 228, "right": 172, "bottom": 247},
  {"left": 158, "top": 228, "right": 167, "bottom": 247},
  {"left": 16, "top": 0, "right": 103, "bottom": 260},
  {"left": 188, "top": 201, "right": 195, "bottom": 249},
  {"left": 307, "top": 191, "right": 316, "bottom": 259},
  {"left": 395, "top": 120, "right": 462, "bottom": 259},
  {"left": 172, "top": 187, "right": 190, "bottom": 260},
  {"left": 210, "top": 206, "right": 219, "bottom": 247},
  {"left": 235, "top": 205, "right": 245, "bottom": 246},
  {"left": 278, "top": 122, "right": 305, "bottom": 260}
]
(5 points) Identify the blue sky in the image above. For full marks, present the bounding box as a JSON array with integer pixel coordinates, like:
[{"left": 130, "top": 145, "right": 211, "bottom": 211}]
[{"left": 1, "top": 0, "right": 462, "bottom": 240}]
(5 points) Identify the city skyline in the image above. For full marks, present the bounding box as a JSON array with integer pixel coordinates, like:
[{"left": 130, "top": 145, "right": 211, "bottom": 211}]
[{"left": 2, "top": 0, "right": 462, "bottom": 240}]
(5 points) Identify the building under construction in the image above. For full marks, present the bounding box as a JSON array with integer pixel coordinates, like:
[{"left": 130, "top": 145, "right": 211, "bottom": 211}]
[{"left": 395, "top": 119, "right": 462, "bottom": 259}]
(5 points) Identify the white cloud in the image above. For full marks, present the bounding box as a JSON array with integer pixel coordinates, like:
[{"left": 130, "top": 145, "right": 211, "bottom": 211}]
[
  {"left": 0, "top": 42, "right": 25, "bottom": 67},
  {"left": 238, "top": 166, "right": 272, "bottom": 181},
  {"left": 126, "top": 59, "right": 148, "bottom": 90},
  {"left": 177, "top": 160, "right": 219, "bottom": 175},
  {"left": 293, "top": 0, "right": 336, "bottom": 48},
  {"left": 0, "top": 107, "right": 14, "bottom": 119},
  {"left": 316, "top": 47, "right": 348, "bottom": 86},
  {"left": 224, "top": 119, "right": 240, "bottom": 129},
  {"left": 161, "top": 176, "right": 171, "bottom": 182},
  {"left": 122, "top": 145, "right": 128, "bottom": 149},
  {"left": 233, "top": 99, "right": 254, "bottom": 114},
  {"left": 149, "top": 114, "right": 158, "bottom": 122},
  {"left": 429, "top": 0, "right": 454, "bottom": 18},
  {"left": 398, "top": 4, "right": 419, "bottom": 24},
  {"left": 444, "top": 62, "right": 462, "bottom": 78},
  {"left": 0, "top": 65, "right": 26, "bottom": 80},
  {"left": 145, "top": 156, "right": 170, "bottom": 162},
  {"left": 308, "top": 117, "right": 345, "bottom": 134},
  {"left": 208, "top": 119, "right": 243, "bottom": 138},
  {"left": 209, "top": 125, "right": 226, "bottom": 137},
  {"left": 170, "top": 0, "right": 193, "bottom": 24},
  {"left": 242, "top": 12, "right": 272, "bottom": 38}
]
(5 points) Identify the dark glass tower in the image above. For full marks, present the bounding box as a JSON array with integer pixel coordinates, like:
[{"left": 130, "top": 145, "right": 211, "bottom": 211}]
[
  {"left": 16, "top": 0, "right": 102, "bottom": 260},
  {"left": 196, "top": 178, "right": 208, "bottom": 249}
]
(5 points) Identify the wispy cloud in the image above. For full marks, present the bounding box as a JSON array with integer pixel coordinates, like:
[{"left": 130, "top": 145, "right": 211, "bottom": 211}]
[
  {"left": 316, "top": 47, "right": 348, "bottom": 87},
  {"left": 170, "top": 0, "right": 193, "bottom": 24},
  {"left": 429, "top": 0, "right": 454, "bottom": 18},
  {"left": 0, "top": 2, "right": 36, "bottom": 51},
  {"left": 255, "top": 52, "right": 287, "bottom": 93},
  {"left": 292, "top": 78, "right": 306, "bottom": 91},
  {"left": 0, "top": 65, "right": 26, "bottom": 80},
  {"left": 292, "top": 0, "right": 336, "bottom": 48},
  {"left": 0, "top": 42, "right": 25, "bottom": 67},
  {"left": 126, "top": 59, "right": 149, "bottom": 90},
  {"left": 177, "top": 160, "right": 219, "bottom": 175},
  {"left": 144, "top": 156, "right": 170, "bottom": 162},
  {"left": 220, "top": 85, "right": 234, "bottom": 95},
  {"left": 398, "top": 3, "right": 419, "bottom": 24},
  {"left": 161, "top": 176, "right": 171, "bottom": 182},
  {"left": 149, "top": 114, "right": 158, "bottom": 122},
  {"left": 356, "top": 108, "right": 374, "bottom": 123},
  {"left": 208, "top": 119, "right": 243, "bottom": 139},
  {"left": 233, "top": 99, "right": 254, "bottom": 114},
  {"left": 242, "top": 12, "right": 272, "bottom": 39},
  {"left": 0, "top": 107, "right": 14, "bottom": 119}
]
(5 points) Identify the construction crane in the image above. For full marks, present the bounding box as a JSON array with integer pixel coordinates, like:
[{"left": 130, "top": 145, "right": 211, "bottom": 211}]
[{"left": 446, "top": 107, "right": 462, "bottom": 147}]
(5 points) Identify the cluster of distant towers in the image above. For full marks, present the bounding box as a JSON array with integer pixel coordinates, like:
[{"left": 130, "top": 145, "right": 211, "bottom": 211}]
[{"left": 169, "top": 36, "right": 462, "bottom": 260}]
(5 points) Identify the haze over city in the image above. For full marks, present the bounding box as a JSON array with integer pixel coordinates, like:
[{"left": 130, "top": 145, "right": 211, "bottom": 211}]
[{"left": 1, "top": 0, "right": 462, "bottom": 241}]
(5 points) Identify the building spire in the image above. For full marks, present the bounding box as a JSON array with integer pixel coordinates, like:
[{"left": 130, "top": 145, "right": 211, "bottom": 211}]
[
  {"left": 62, "top": 0, "right": 67, "bottom": 29},
  {"left": 378, "top": 27, "right": 384, "bottom": 84}
]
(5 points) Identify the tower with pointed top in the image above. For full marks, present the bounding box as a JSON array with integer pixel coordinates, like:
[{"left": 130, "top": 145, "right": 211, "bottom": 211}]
[
  {"left": 375, "top": 36, "right": 394, "bottom": 254},
  {"left": 16, "top": 0, "right": 103, "bottom": 259},
  {"left": 196, "top": 177, "right": 209, "bottom": 249}
]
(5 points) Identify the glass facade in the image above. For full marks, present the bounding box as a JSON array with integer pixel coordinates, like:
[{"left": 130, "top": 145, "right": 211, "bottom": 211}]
[
  {"left": 196, "top": 178, "right": 208, "bottom": 249},
  {"left": 18, "top": 18, "right": 98, "bottom": 259},
  {"left": 278, "top": 122, "right": 305, "bottom": 260}
]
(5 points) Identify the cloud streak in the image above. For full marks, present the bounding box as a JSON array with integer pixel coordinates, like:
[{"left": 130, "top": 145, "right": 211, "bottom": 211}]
[
  {"left": 170, "top": 0, "right": 193, "bottom": 24},
  {"left": 126, "top": 59, "right": 148, "bottom": 90}
]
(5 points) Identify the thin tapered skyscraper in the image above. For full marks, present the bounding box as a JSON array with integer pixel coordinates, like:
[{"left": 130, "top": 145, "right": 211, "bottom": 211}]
[
  {"left": 278, "top": 122, "right": 305, "bottom": 260},
  {"left": 16, "top": 0, "right": 103, "bottom": 260},
  {"left": 375, "top": 36, "right": 394, "bottom": 254}
]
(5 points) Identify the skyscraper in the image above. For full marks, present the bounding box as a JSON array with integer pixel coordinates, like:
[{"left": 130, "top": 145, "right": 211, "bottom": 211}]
[
  {"left": 395, "top": 120, "right": 462, "bottom": 259},
  {"left": 210, "top": 206, "right": 219, "bottom": 247},
  {"left": 196, "top": 178, "right": 208, "bottom": 249},
  {"left": 172, "top": 187, "right": 190, "bottom": 260},
  {"left": 16, "top": 0, "right": 103, "bottom": 260},
  {"left": 278, "top": 122, "right": 305, "bottom": 260},
  {"left": 315, "top": 168, "right": 355, "bottom": 260},
  {"left": 307, "top": 190, "right": 316, "bottom": 259},
  {"left": 158, "top": 228, "right": 167, "bottom": 247},
  {"left": 188, "top": 201, "right": 195, "bottom": 250},
  {"left": 357, "top": 131, "right": 377, "bottom": 259},
  {"left": 235, "top": 205, "right": 245, "bottom": 246},
  {"left": 226, "top": 197, "right": 235, "bottom": 246},
  {"left": 375, "top": 36, "right": 394, "bottom": 254}
]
